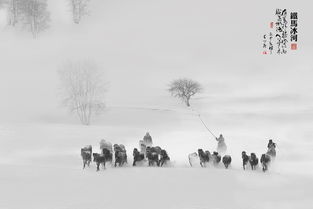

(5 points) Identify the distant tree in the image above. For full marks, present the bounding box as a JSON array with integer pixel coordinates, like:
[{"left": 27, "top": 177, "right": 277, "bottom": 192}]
[
  {"left": 6, "top": 0, "right": 22, "bottom": 26},
  {"left": 19, "top": 0, "right": 50, "bottom": 38},
  {"left": 69, "top": 0, "right": 89, "bottom": 24},
  {"left": 168, "top": 78, "right": 202, "bottom": 107},
  {"left": 58, "top": 61, "right": 106, "bottom": 125}
]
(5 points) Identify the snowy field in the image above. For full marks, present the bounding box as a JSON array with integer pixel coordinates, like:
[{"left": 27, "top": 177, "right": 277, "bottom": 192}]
[
  {"left": 1, "top": 0, "right": 313, "bottom": 209},
  {"left": 1, "top": 107, "right": 313, "bottom": 209}
]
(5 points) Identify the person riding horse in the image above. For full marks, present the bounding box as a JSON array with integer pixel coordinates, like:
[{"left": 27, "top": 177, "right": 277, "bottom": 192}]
[
  {"left": 267, "top": 139, "right": 277, "bottom": 158},
  {"left": 143, "top": 132, "right": 153, "bottom": 147},
  {"left": 216, "top": 134, "right": 227, "bottom": 153},
  {"left": 267, "top": 139, "right": 276, "bottom": 149}
]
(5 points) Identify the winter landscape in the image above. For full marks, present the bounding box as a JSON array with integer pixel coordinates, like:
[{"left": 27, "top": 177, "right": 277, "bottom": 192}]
[{"left": 1, "top": 0, "right": 313, "bottom": 209}]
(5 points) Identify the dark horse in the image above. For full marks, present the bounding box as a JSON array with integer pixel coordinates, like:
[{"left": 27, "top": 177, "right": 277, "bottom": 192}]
[
  {"left": 159, "top": 149, "right": 170, "bottom": 167},
  {"left": 198, "top": 149, "right": 210, "bottom": 167},
  {"left": 81, "top": 145, "right": 92, "bottom": 169},
  {"left": 133, "top": 148, "right": 145, "bottom": 166},
  {"left": 114, "top": 144, "right": 127, "bottom": 167},
  {"left": 260, "top": 154, "right": 271, "bottom": 172},
  {"left": 102, "top": 148, "right": 113, "bottom": 164},
  {"left": 146, "top": 146, "right": 159, "bottom": 166},
  {"left": 249, "top": 153, "right": 259, "bottom": 170},
  {"left": 242, "top": 151, "right": 249, "bottom": 170},
  {"left": 222, "top": 155, "right": 232, "bottom": 169},
  {"left": 93, "top": 153, "right": 106, "bottom": 171}
]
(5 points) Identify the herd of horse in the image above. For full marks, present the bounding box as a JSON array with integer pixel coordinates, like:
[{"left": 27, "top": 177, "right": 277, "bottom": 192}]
[
  {"left": 188, "top": 142, "right": 276, "bottom": 172},
  {"left": 81, "top": 139, "right": 277, "bottom": 172},
  {"left": 80, "top": 139, "right": 171, "bottom": 171}
]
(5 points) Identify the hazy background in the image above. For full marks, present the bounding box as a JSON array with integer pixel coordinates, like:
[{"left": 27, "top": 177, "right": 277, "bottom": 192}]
[
  {"left": 0, "top": 0, "right": 312, "bottom": 167},
  {"left": 1, "top": 1, "right": 313, "bottom": 209},
  {"left": 1, "top": 0, "right": 312, "bottom": 121}
]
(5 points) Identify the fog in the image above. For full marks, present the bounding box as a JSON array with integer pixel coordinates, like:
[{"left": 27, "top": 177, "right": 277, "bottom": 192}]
[
  {"left": 0, "top": 1, "right": 313, "bottom": 208},
  {"left": 0, "top": 0, "right": 312, "bottom": 122}
]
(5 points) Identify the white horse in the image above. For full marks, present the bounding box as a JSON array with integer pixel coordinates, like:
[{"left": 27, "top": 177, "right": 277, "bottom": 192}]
[{"left": 188, "top": 152, "right": 199, "bottom": 167}]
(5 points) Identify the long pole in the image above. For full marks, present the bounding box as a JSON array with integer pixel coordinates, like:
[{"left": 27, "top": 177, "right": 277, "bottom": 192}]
[{"left": 190, "top": 107, "right": 217, "bottom": 139}]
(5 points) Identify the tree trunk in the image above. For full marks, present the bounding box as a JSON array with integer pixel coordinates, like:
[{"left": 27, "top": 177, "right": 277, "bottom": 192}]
[
  {"left": 73, "top": 2, "right": 80, "bottom": 24},
  {"left": 9, "top": 0, "right": 18, "bottom": 26},
  {"left": 186, "top": 98, "right": 190, "bottom": 107}
]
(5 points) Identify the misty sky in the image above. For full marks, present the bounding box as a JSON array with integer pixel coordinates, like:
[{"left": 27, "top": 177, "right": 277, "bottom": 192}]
[{"left": 0, "top": 0, "right": 313, "bottom": 122}]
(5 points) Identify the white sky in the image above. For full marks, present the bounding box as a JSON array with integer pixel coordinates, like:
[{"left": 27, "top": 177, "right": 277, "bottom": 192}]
[{"left": 0, "top": 0, "right": 313, "bottom": 122}]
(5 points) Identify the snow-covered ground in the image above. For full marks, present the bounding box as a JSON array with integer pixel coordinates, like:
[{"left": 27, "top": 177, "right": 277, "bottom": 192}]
[
  {"left": 2, "top": 164, "right": 313, "bottom": 209},
  {"left": 1, "top": 0, "right": 313, "bottom": 208},
  {"left": 1, "top": 106, "right": 313, "bottom": 209}
]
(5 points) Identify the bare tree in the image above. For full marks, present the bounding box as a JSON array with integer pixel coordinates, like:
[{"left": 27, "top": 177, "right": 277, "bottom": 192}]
[
  {"left": 168, "top": 78, "right": 202, "bottom": 107},
  {"left": 20, "top": 0, "right": 50, "bottom": 38},
  {"left": 69, "top": 0, "right": 89, "bottom": 24},
  {"left": 58, "top": 61, "right": 106, "bottom": 125},
  {"left": 6, "top": 0, "right": 22, "bottom": 26}
]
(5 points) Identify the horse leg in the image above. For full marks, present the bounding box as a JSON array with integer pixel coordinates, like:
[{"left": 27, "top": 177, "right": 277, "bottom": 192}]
[{"left": 96, "top": 162, "right": 100, "bottom": 171}]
